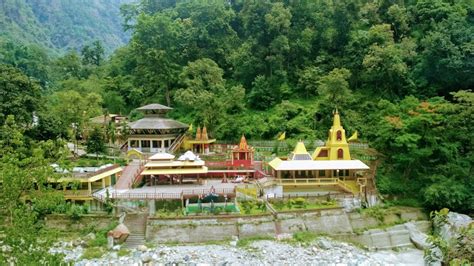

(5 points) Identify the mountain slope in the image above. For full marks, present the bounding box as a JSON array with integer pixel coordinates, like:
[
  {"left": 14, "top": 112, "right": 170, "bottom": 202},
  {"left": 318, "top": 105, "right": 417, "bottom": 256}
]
[{"left": 0, "top": 0, "right": 132, "bottom": 54}]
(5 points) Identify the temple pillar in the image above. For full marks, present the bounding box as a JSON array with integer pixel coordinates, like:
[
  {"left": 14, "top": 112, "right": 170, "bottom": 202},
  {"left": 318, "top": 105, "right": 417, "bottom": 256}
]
[
  {"left": 88, "top": 182, "right": 92, "bottom": 194},
  {"left": 102, "top": 178, "right": 105, "bottom": 188},
  {"left": 139, "top": 140, "right": 142, "bottom": 151}
]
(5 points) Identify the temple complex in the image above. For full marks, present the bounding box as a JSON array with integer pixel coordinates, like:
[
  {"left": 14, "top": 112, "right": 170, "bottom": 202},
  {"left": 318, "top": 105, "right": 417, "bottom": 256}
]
[
  {"left": 127, "top": 104, "right": 189, "bottom": 153},
  {"left": 269, "top": 110, "right": 369, "bottom": 194},
  {"left": 183, "top": 126, "right": 216, "bottom": 154}
]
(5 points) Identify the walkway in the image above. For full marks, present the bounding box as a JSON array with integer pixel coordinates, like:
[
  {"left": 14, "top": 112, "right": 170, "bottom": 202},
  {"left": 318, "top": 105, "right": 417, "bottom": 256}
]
[
  {"left": 115, "top": 160, "right": 142, "bottom": 189},
  {"left": 100, "top": 180, "right": 238, "bottom": 200}
]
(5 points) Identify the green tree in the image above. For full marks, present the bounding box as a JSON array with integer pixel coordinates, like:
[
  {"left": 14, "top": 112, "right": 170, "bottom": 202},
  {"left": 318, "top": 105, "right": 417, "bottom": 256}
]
[
  {"left": 0, "top": 64, "right": 41, "bottom": 125},
  {"left": 86, "top": 127, "right": 106, "bottom": 159},
  {"left": 317, "top": 68, "right": 352, "bottom": 108},
  {"left": 81, "top": 40, "right": 105, "bottom": 66},
  {"left": 0, "top": 115, "right": 65, "bottom": 263},
  {"left": 174, "top": 58, "right": 244, "bottom": 133}
]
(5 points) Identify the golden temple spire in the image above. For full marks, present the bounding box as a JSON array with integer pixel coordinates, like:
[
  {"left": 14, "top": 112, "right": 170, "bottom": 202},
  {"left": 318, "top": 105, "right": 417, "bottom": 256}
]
[
  {"left": 333, "top": 108, "right": 341, "bottom": 127},
  {"left": 202, "top": 126, "right": 209, "bottom": 140},
  {"left": 196, "top": 126, "right": 202, "bottom": 140},
  {"left": 240, "top": 135, "right": 248, "bottom": 150}
]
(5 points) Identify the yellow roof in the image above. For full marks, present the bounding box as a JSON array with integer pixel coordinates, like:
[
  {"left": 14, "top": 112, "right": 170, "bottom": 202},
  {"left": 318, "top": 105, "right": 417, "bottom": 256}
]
[
  {"left": 141, "top": 166, "right": 208, "bottom": 175},
  {"left": 289, "top": 141, "right": 312, "bottom": 160},
  {"left": 185, "top": 139, "right": 216, "bottom": 144},
  {"left": 269, "top": 157, "right": 283, "bottom": 169},
  {"left": 55, "top": 166, "right": 123, "bottom": 183},
  {"left": 293, "top": 141, "right": 308, "bottom": 154}
]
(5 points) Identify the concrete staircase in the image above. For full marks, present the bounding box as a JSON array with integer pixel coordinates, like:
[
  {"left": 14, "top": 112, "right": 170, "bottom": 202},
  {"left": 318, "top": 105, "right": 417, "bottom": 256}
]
[
  {"left": 123, "top": 213, "right": 148, "bottom": 249},
  {"left": 167, "top": 133, "right": 185, "bottom": 153},
  {"left": 115, "top": 161, "right": 142, "bottom": 189}
]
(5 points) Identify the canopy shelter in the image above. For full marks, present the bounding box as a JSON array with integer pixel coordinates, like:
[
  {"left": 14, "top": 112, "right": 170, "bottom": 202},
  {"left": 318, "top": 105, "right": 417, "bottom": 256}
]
[
  {"left": 140, "top": 151, "right": 208, "bottom": 185},
  {"left": 183, "top": 126, "right": 216, "bottom": 154},
  {"left": 127, "top": 103, "right": 189, "bottom": 153},
  {"left": 50, "top": 164, "right": 123, "bottom": 201}
]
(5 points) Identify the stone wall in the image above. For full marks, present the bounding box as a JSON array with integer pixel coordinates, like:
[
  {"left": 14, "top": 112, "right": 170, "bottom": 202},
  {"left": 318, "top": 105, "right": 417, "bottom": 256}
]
[
  {"left": 334, "top": 221, "right": 431, "bottom": 250},
  {"left": 146, "top": 207, "right": 428, "bottom": 245},
  {"left": 45, "top": 214, "right": 116, "bottom": 231}
]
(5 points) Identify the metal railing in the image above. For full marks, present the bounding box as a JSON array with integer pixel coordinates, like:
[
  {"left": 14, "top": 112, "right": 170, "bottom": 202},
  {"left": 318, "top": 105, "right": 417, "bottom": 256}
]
[{"left": 275, "top": 178, "right": 339, "bottom": 185}]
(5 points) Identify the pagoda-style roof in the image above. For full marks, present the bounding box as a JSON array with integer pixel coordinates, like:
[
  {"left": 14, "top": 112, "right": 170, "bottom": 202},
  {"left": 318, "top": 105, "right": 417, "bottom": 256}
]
[
  {"left": 149, "top": 152, "right": 175, "bottom": 161},
  {"left": 129, "top": 118, "right": 189, "bottom": 130},
  {"left": 233, "top": 135, "right": 253, "bottom": 152},
  {"left": 288, "top": 141, "right": 312, "bottom": 160},
  {"left": 137, "top": 104, "right": 173, "bottom": 111}
]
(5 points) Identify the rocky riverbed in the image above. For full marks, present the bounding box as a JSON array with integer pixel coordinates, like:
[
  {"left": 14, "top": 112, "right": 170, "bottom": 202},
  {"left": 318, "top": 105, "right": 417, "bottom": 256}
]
[{"left": 51, "top": 237, "right": 425, "bottom": 265}]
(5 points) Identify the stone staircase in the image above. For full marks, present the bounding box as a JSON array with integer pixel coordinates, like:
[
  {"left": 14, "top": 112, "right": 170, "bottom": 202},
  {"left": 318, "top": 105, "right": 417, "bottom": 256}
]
[{"left": 123, "top": 213, "right": 148, "bottom": 249}]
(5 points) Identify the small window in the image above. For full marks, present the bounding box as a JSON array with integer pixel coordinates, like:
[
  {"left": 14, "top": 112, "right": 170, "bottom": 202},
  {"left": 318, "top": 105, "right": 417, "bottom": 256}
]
[
  {"left": 337, "top": 130, "right": 342, "bottom": 141},
  {"left": 130, "top": 140, "right": 138, "bottom": 148},
  {"left": 164, "top": 140, "right": 169, "bottom": 147},
  {"left": 338, "top": 148, "right": 343, "bottom": 159},
  {"left": 319, "top": 170, "right": 325, "bottom": 177}
]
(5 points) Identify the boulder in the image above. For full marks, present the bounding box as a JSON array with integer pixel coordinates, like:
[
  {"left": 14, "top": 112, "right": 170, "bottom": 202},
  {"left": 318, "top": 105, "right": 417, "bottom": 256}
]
[
  {"left": 404, "top": 222, "right": 429, "bottom": 250},
  {"left": 439, "top": 212, "right": 473, "bottom": 242},
  {"left": 141, "top": 253, "right": 152, "bottom": 263},
  {"left": 108, "top": 223, "right": 130, "bottom": 244},
  {"left": 316, "top": 238, "right": 333, "bottom": 250},
  {"left": 137, "top": 245, "right": 148, "bottom": 252},
  {"left": 84, "top": 232, "right": 96, "bottom": 241}
]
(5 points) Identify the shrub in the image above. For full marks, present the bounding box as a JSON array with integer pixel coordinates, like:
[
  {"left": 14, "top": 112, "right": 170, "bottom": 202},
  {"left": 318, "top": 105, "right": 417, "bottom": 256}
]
[
  {"left": 240, "top": 201, "right": 255, "bottom": 214},
  {"left": 81, "top": 247, "right": 104, "bottom": 259},
  {"left": 66, "top": 203, "right": 88, "bottom": 221},
  {"left": 293, "top": 198, "right": 307, "bottom": 209},
  {"left": 273, "top": 201, "right": 286, "bottom": 210},
  {"left": 293, "top": 231, "right": 317, "bottom": 243}
]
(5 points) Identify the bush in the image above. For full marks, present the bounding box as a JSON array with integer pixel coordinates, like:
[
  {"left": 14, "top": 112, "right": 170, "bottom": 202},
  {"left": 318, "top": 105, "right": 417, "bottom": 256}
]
[
  {"left": 273, "top": 200, "right": 286, "bottom": 210},
  {"left": 293, "top": 231, "right": 317, "bottom": 243},
  {"left": 240, "top": 201, "right": 256, "bottom": 214},
  {"left": 66, "top": 203, "right": 88, "bottom": 221},
  {"left": 293, "top": 198, "right": 307, "bottom": 209},
  {"left": 81, "top": 247, "right": 104, "bottom": 259}
]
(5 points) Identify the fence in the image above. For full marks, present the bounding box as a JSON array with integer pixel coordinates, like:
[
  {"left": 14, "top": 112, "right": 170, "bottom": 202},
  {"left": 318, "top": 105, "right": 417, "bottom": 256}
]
[
  {"left": 94, "top": 187, "right": 236, "bottom": 201},
  {"left": 266, "top": 191, "right": 357, "bottom": 201}
]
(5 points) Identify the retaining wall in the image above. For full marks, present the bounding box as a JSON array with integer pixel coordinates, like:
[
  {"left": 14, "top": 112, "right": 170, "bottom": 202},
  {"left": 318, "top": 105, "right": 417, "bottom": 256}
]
[
  {"left": 146, "top": 207, "right": 428, "bottom": 245},
  {"left": 44, "top": 214, "right": 115, "bottom": 231}
]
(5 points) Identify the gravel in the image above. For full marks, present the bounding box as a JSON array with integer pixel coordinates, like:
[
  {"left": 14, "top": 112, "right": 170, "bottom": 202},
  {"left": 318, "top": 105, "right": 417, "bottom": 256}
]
[{"left": 52, "top": 237, "right": 425, "bottom": 265}]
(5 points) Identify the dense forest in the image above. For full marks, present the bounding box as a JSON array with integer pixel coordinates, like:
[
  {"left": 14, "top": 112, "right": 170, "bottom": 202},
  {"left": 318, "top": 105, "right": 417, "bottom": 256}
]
[
  {"left": 0, "top": 0, "right": 473, "bottom": 229},
  {"left": 0, "top": 0, "right": 131, "bottom": 54}
]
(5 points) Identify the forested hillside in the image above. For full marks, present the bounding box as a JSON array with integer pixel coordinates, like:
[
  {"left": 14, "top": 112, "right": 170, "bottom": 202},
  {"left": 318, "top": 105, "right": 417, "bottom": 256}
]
[
  {"left": 0, "top": 0, "right": 131, "bottom": 54},
  {"left": 0, "top": 0, "right": 473, "bottom": 213}
]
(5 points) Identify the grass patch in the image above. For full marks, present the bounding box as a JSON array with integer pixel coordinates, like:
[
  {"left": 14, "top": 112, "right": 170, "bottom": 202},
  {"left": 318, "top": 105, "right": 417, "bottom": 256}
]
[
  {"left": 82, "top": 247, "right": 105, "bottom": 260},
  {"left": 384, "top": 198, "right": 423, "bottom": 208},
  {"left": 270, "top": 198, "right": 338, "bottom": 212},
  {"left": 117, "top": 249, "right": 131, "bottom": 257},
  {"left": 236, "top": 235, "right": 274, "bottom": 247},
  {"left": 293, "top": 231, "right": 318, "bottom": 243}
]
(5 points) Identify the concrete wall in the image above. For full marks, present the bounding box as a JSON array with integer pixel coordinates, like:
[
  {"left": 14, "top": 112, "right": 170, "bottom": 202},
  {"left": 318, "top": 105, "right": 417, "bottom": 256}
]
[
  {"left": 45, "top": 214, "right": 115, "bottom": 231},
  {"left": 146, "top": 207, "right": 428, "bottom": 244},
  {"left": 334, "top": 221, "right": 432, "bottom": 250}
]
